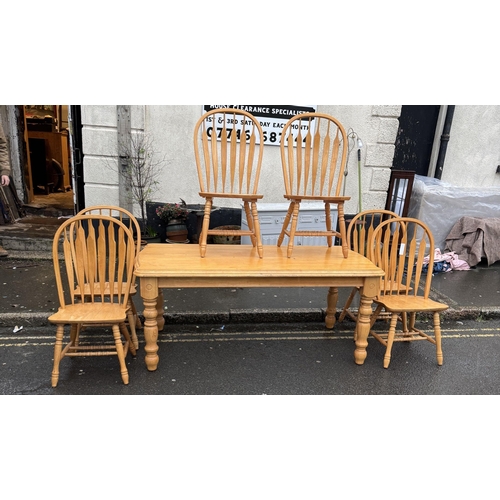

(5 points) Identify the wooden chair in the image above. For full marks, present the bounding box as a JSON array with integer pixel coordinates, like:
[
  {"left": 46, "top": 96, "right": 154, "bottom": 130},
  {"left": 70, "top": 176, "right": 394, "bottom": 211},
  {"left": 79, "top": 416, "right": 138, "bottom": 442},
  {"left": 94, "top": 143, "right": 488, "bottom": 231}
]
[
  {"left": 277, "top": 112, "right": 350, "bottom": 258},
  {"left": 368, "top": 217, "right": 449, "bottom": 368},
  {"left": 193, "top": 108, "right": 265, "bottom": 258},
  {"left": 48, "top": 214, "right": 137, "bottom": 387},
  {"left": 338, "top": 209, "right": 400, "bottom": 324},
  {"left": 77, "top": 205, "right": 141, "bottom": 350}
]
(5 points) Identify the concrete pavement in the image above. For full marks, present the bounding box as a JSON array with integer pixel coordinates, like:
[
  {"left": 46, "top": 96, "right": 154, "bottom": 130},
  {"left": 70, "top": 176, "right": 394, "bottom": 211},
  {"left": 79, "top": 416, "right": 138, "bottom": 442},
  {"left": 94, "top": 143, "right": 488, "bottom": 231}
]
[
  {"left": 1, "top": 246, "right": 500, "bottom": 394},
  {"left": 1, "top": 209, "right": 499, "bottom": 326},
  {"left": 1, "top": 248, "right": 500, "bottom": 329}
]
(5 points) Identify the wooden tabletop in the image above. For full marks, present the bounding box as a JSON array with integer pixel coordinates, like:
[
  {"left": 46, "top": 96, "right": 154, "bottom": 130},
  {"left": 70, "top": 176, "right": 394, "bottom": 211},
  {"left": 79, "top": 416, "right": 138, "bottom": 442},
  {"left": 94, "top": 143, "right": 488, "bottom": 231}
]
[
  {"left": 136, "top": 244, "right": 384, "bottom": 370},
  {"left": 135, "top": 244, "right": 384, "bottom": 285}
]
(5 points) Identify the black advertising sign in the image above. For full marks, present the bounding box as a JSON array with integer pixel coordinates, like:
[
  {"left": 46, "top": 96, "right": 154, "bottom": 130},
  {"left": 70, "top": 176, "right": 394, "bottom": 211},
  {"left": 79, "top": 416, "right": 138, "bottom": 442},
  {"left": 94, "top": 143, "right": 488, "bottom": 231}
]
[{"left": 202, "top": 105, "right": 317, "bottom": 145}]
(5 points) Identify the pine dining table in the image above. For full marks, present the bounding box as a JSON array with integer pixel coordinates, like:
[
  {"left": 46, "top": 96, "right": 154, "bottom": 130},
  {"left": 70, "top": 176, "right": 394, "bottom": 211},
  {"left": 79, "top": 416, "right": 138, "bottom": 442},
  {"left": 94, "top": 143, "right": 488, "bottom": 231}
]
[{"left": 134, "top": 244, "right": 384, "bottom": 371}]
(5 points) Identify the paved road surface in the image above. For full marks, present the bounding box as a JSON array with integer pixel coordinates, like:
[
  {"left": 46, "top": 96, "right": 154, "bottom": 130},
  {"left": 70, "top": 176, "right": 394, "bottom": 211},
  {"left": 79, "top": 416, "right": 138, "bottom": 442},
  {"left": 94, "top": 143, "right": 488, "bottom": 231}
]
[{"left": 2, "top": 318, "right": 500, "bottom": 395}]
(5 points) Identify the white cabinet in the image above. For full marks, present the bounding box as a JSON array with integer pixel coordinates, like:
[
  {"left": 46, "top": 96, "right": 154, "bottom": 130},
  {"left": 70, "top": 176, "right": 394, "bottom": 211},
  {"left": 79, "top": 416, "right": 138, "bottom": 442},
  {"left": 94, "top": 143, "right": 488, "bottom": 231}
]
[{"left": 241, "top": 202, "right": 338, "bottom": 246}]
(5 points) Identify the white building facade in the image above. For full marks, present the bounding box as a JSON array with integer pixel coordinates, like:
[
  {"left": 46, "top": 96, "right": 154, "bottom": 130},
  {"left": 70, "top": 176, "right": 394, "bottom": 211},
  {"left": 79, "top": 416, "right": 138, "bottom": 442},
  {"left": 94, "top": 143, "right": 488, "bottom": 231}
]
[
  {"left": 80, "top": 105, "right": 402, "bottom": 217},
  {"left": 2, "top": 104, "right": 500, "bottom": 222}
]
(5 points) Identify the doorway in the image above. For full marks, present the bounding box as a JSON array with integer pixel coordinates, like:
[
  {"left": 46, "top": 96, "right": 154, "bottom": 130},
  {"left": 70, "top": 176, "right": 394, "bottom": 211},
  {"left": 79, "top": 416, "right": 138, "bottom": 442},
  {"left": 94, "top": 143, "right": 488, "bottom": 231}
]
[
  {"left": 23, "top": 104, "right": 73, "bottom": 205},
  {"left": 393, "top": 105, "right": 441, "bottom": 176},
  {"left": 21, "top": 105, "right": 79, "bottom": 214}
]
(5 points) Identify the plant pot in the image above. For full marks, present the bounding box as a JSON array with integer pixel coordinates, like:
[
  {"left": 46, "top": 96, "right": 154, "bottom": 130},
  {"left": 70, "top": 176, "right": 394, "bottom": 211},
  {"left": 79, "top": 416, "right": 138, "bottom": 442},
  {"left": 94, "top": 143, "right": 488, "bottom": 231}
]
[
  {"left": 140, "top": 233, "right": 161, "bottom": 245},
  {"left": 166, "top": 219, "right": 189, "bottom": 243},
  {"left": 212, "top": 225, "right": 241, "bottom": 244}
]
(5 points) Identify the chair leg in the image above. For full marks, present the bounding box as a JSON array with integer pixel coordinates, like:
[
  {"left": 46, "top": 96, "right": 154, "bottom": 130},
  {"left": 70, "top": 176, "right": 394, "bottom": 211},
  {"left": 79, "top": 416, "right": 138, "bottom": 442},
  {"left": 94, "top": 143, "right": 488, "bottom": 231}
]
[
  {"left": 277, "top": 203, "right": 294, "bottom": 248},
  {"left": 337, "top": 203, "right": 348, "bottom": 258},
  {"left": 398, "top": 312, "right": 414, "bottom": 341},
  {"left": 370, "top": 303, "right": 384, "bottom": 328},
  {"left": 250, "top": 201, "right": 263, "bottom": 258},
  {"left": 338, "top": 287, "right": 358, "bottom": 322},
  {"left": 70, "top": 323, "right": 80, "bottom": 345},
  {"left": 135, "top": 314, "right": 142, "bottom": 330},
  {"left": 433, "top": 311, "right": 444, "bottom": 366},
  {"left": 199, "top": 199, "right": 212, "bottom": 258},
  {"left": 127, "top": 302, "right": 139, "bottom": 351},
  {"left": 112, "top": 324, "right": 129, "bottom": 385},
  {"left": 383, "top": 314, "right": 399, "bottom": 368},
  {"left": 243, "top": 202, "right": 256, "bottom": 247},
  {"left": 51, "top": 324, "right": 65, "bottom": 387},
  {"left": 408, "top": 312, "right": 416, "bottom": 332},
  {"left": 129, "top": 298, "right": 142, "bottom": 330},
  {"left": 120, "top": 322, "right": 136, "bottom": 357},
  {"left": 325, "top": 202, "right": 333, "bottom": 247},
  {"left": 400, "top": 312, "right": 408, "bottom": 332},
  {"left": 287, "top": 202, "right": 300, "bottom": 258}
]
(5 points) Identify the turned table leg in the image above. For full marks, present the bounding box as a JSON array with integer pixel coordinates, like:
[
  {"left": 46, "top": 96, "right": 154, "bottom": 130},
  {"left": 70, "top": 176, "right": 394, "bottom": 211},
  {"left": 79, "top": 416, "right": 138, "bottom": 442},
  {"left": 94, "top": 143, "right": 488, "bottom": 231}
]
[
  {"left": 156, "top": 289, "right": 165, "bottom": 331},
  {"left": 354, "top": 277, "right": 379, "bottom": 365},
  {"left": 141, "top": 277, "right": 160, "bottom": 371},
  {"left": 325, "top": 287, "right": 338, "bottom": 329}
]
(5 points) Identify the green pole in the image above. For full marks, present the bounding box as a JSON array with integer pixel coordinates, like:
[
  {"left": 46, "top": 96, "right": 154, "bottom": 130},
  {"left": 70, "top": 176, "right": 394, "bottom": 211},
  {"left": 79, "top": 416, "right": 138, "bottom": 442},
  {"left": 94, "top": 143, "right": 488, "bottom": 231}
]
[{"left": 357, "top": 139, "right": 362, "bottom": 213}]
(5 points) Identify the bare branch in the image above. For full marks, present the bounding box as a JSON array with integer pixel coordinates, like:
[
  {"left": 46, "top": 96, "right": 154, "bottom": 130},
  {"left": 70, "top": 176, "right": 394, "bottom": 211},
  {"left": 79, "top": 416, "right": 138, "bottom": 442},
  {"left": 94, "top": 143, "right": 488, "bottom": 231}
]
[{"left": 112, "top": 131, "right": 167, "bottom": 225}]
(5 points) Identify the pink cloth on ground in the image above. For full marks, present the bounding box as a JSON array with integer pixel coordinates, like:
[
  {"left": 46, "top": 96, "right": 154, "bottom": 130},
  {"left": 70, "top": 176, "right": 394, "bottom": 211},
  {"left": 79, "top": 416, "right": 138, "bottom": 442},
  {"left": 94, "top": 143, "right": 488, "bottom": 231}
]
[{"left": 423, "top": 248, "right": 470, "bottom": 271}]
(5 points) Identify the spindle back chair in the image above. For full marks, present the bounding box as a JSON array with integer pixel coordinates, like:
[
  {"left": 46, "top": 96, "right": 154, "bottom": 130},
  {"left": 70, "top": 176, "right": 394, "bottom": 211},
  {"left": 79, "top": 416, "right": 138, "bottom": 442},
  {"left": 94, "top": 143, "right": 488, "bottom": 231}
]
[
  {"left": 338, "top": 209, "right": 400, "bottom": 325},
  {"left": 193, "top": 108, "right": 265, "bottom": 257},
  {"left": 48, "top": 214, "right": 136, "bottom": 386},
  {"left": 368, "top": 217, "right": 449, "bottom": 368},
  {"left": 77, "top": 205, "right": 142, "bottom": 349},
  {"left": 277, "top": 112, "right": 350, "bottom": 258}
]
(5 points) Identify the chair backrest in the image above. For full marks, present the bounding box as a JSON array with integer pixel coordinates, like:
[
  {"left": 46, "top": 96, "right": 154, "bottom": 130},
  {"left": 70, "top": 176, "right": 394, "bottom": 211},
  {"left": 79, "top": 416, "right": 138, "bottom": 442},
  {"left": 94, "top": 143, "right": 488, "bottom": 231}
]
[
  {"left": 347, "top": 209, "right": 400, "bottom": 257},
  {"left": 78, "top": 205, "right": 141, "bottom": 257},
  {"left": 280, "top": 112, "right": 348, "bottom": 198},
  {"left": 52, "top": 214, "right": 136, "bottom": 309},
  {"left": 369, "top": 217, "right": 435, "bottom": 298},
  {"left": 193, "top": 108, "right": 264, "bottom": 196}
]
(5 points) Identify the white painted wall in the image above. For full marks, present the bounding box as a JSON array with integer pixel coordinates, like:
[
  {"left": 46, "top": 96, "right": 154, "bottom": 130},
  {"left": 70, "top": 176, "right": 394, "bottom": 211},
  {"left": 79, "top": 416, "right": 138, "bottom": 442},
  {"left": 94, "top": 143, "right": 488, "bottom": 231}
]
[
  {"left": 81, "top": 105, "right": 145, "bottom": 208},
  {"left": 81, "top": 105, "right": 401, "bottom": 218},
  {"left": 5, "top": 104, "right": 497, "bottom": 220},
  {"left": 443, "top": 105, "right": 500, "bottom": 187}
]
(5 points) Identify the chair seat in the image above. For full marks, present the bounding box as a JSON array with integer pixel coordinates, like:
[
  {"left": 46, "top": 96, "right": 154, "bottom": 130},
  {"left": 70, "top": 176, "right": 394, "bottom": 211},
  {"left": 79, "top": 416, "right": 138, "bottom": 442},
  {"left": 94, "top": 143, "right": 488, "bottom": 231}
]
[
  {"left": 285, "top": 195, "right": 350, "bottom": 202},
  {"left": 48, "top": 303, "right": 128, "bottom": 324},
  {"left": 200, "top": 192, "right": 264, "bottom": 200},
  {"left": 374, "top": 295, "right": 449, "bottom": 313},
  {"left": 74, "top": 281, "right": 140, "bottom": 350}
]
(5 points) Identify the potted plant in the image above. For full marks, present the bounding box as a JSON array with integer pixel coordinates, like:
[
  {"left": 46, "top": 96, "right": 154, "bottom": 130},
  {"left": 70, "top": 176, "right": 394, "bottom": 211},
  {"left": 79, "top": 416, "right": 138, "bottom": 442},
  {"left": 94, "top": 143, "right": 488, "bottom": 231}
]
[
  {"left": 116, "top": 131, "right": 166, "bottom": 241},
  {"left": 156, "top": 199, "right": 189, "bottom": 243},
  {"left": 143, "top": 225, "right": 161, "bottom": 244}
]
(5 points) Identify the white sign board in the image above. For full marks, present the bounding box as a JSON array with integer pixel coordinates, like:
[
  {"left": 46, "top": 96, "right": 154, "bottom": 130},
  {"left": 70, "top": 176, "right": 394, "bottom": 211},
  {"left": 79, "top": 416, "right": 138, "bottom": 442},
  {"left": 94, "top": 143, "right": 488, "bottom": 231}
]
[{"left": 202, "top": 105, "right": 317, "bottom": 146}]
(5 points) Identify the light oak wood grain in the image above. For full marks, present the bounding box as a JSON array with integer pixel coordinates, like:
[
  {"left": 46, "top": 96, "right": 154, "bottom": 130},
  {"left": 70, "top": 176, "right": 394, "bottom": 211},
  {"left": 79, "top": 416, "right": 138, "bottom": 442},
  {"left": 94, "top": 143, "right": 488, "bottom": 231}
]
[
  {"left": 277, "top": 113, "right": 351, "bottom": 258},
  {"left": 48, "top": 214, "right": 136, "bottom": 387},
  {"left": 194, "top": 109, "right": 265, "bottom": 258},
  {"left": 77, "top": 206, "right": 143, "bottom": 349},
  {"left": 135, "top": 244, "right": 384, "bottom": 371},
  {"left": 338, "top": 209, "right": 401, "bottom": 328},
  {"left": 368, "top": 217, "right": 449, "bottom": 368}
]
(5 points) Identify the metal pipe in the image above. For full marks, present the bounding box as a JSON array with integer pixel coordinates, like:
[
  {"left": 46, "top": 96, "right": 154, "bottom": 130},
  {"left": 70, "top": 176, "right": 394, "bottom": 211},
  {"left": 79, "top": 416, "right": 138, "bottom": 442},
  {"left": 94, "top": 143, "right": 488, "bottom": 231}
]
[
  {"left": 357, "top": 138, "right": 363, "bottom": 212},
  {"left": 434, "top": 105, "right": 455, "bottom": 180}
]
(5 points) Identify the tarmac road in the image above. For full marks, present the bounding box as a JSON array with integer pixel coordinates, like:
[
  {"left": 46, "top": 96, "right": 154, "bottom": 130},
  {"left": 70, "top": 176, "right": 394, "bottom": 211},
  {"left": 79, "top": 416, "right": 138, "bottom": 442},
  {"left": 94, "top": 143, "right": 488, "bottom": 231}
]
[
  {"left": 2, "top": 317, "right": 500, "bottom": 395},
  {"left": 3, "top": 273, "right": 499, "bottom": 499},
  {"left": 2, "top": 253, "right": 500, "bottom": 395}
]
